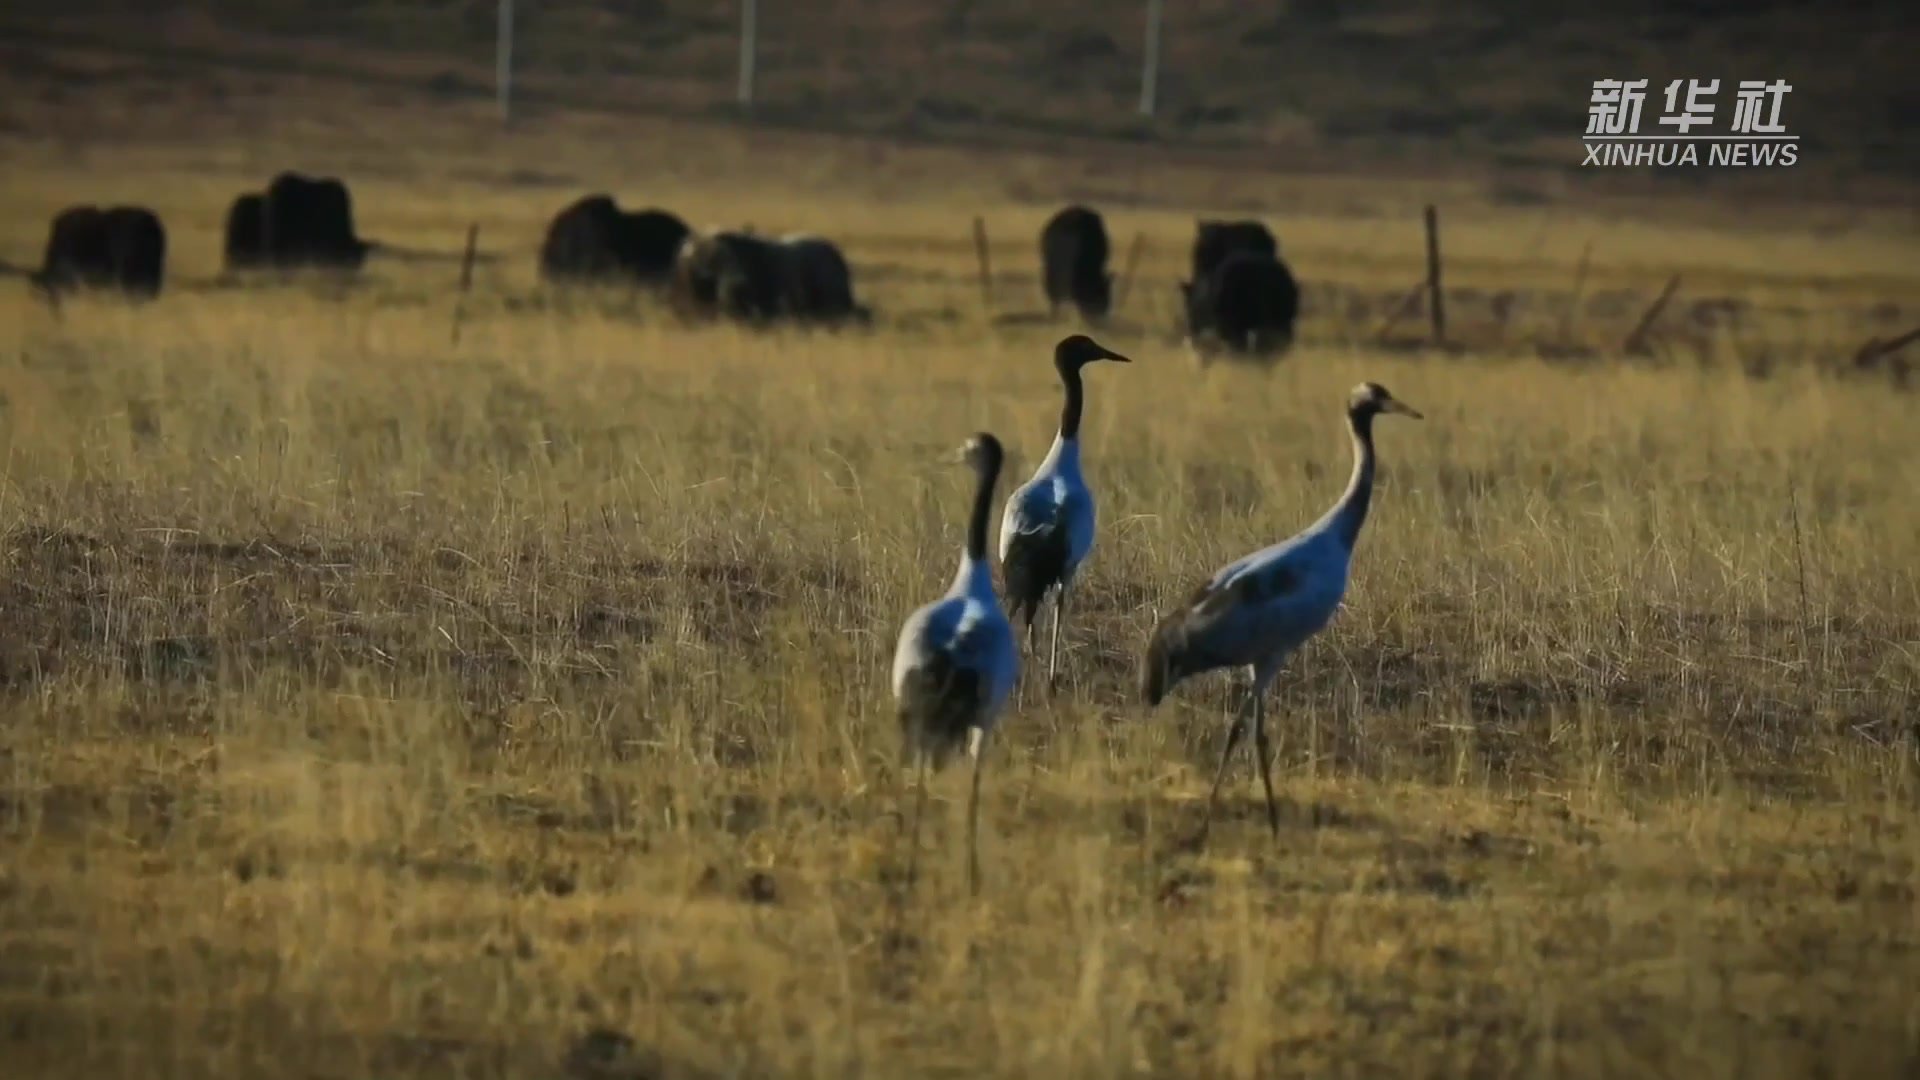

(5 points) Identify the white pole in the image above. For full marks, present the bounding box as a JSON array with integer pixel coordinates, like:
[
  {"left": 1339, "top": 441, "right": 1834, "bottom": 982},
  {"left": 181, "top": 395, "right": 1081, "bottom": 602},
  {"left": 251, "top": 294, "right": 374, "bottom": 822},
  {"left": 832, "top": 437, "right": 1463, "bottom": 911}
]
[
  {"left": 738, "top": 0, "right": 758, "bottom": 107},
  {"left": 1139, "top": 0, "right": 1162, "bottom": 117},
  {"left": 497, "top": 0, "right": 515, "bottom": 124}
]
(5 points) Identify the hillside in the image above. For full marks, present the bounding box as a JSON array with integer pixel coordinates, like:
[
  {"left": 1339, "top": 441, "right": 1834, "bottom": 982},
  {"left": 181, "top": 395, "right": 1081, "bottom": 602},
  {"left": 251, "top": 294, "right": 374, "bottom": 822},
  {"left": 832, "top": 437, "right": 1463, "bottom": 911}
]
[{"left": 1, "top": 0, "right": 1914, "bottom": 198}]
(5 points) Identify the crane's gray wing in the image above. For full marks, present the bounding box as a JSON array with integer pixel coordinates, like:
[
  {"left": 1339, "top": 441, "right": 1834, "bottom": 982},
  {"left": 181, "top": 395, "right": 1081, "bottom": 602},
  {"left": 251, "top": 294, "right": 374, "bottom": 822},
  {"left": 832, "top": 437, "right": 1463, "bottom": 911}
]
[
  {"left": 1189, "top": 557, "right": 1303, "bottom": 622},
  {"left": 1006, "top": 476, "right": 1096, "bottom": 612},
  {"left": 1140, "top": 557, "right": 1303, "bottom": 705}
]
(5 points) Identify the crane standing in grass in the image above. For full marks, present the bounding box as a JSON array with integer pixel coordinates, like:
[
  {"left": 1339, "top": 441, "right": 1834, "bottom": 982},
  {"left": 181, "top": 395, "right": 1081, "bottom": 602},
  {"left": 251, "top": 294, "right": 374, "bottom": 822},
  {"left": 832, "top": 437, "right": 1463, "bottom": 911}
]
[
  {"left": 1140, "top": 382, "right": 1422, "bottom": 842},
  {"left": 999, "top": 334, "right": 1132, "bottom": 693},
  {"left": 892, "top": 432, "right": 1020, "bottom": 895}
]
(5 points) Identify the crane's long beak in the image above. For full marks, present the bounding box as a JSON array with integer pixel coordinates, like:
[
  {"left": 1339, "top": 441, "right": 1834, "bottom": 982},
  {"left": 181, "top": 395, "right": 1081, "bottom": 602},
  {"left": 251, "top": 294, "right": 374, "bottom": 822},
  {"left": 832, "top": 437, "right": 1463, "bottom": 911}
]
[
  {"left": 1383, "top": 399, "right": 1423, "bottom": 419},
  {"left": 1100, "top": 346, "right": 1133, "bottom": 364}
]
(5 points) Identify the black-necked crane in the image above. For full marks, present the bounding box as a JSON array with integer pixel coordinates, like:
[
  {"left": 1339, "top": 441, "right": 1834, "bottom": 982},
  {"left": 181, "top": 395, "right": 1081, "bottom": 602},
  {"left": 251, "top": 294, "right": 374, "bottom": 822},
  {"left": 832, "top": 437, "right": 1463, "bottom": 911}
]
[
  {"left": 998, "top": 334, "right": 1131, "bottom": 692},
  {"left": 1140, "top": 382, "right": 1422, "bottom": 841},
  {"left": 891, "top": 431, "right": 1020, "bottom": 894}
]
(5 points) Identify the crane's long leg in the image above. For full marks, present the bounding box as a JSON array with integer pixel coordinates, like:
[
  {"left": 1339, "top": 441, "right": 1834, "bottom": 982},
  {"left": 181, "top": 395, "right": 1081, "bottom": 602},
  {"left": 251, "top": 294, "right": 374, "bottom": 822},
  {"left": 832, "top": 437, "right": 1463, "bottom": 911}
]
[
  {"left": 1196, "top": 688, "right": 1256, "bottom": 842},
  {"left": 1046, "top": 587, "right": 1066, "bottom": 693},
  {"left": 892, "top": 751, "right": 912, "bottom": 837},
  {"left": 905, "top": 757, "right": 930, "bottom": 891},
  {"left": 965, "top": 727, "right": 988, "bottom": 897},
  {"left": 1017, "top": 614, "right": 1039, "bottom": 708},
  {"left": 1248, "top": 663, "right": 1282, "bottom": 837}
]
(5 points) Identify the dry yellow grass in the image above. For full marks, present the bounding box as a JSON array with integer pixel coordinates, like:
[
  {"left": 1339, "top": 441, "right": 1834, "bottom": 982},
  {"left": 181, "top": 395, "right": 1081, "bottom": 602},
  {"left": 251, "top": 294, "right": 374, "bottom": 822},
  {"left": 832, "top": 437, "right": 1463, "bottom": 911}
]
[{"left": 2, "top": 82, "right": 1919, "bottom": 1080}]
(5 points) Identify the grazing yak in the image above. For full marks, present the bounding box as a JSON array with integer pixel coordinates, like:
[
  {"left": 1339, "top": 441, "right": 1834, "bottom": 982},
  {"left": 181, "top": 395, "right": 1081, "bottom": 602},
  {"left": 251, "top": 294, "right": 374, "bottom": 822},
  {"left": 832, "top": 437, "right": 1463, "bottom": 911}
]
[
  {"left": 222, "top": 172, "right": 370, "bottom": 271},
  {"left": 1182, "top": 250, "right": 1301, "bottom": 358},
  {"left": 33, "top": 205, "right": 167, "bottom": 298},
  {"left": 671, "top": 229, "right": 868, "bottom": 326},
  {"left": 1188, "top": 219, "right": 1278, "bottom": 287},
  {"left": 539, "top": 195, "right": 691, "bottom": 286},
  {"left": 671, "top": 230, "right": 786, "bottom": 321},
  {"left": 263, "top": 172, "right": 369, "bottom": 269},
  {"left": 222, "top": 193, "right": 266, "bottom": 271},
  {"left": 776, "top": 234, "right": 864, "bottom": 323},
  {"left": 1039, "top": 204, "right": 1112, "bottom": 321},
  {"left": 1180, "top": 219, "right": 1296, "bottom": 358}
]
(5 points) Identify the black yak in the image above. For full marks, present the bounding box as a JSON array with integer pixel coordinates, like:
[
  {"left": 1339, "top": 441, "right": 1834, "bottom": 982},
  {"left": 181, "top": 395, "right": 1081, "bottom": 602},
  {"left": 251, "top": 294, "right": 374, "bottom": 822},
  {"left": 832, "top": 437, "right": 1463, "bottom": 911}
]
[
  {"left": 34, "top": 205, "right": 167, "bottom": 298},
  {"left": 1039, "top": 204, "right": 1112, "bottom": 321},
  {"left": 539, "top": 195, "right": 691, "bottom": 286},
  {"left": 256, "top": 172, "right": 370, "bottom": 270},
  {"left": 672, "top": 229, "right": 868, "bottom": 326},
  {"left": 1181, "top": 251, "right": 1300, "bottom": 357},
  {"left": 775, "top": 234, "right": 868, "bottom": 324},
  {"left": 1188, "top": 219, "right": 1278, "bottom": 287},
  {"left": 222, "top": 193, "right": 267, "bottom": 271},
  {"left": 671, "top": 230, "right": 787, "bottom": 322}
]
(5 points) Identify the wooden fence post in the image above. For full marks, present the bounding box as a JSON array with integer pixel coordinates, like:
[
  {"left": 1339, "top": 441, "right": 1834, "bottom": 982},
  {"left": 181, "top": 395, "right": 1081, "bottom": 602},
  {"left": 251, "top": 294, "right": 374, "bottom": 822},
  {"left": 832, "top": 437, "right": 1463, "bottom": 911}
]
[
  {"left": 972, "top": 216, "right": 993, "bottom": 311},
  {"left": 1424, "top": 204, "right": 1445, "bottom": 346},
  {"left": 1623, "top": 274, "right": 1682, "bottom": 355},
  {"left": 450, "top": 222, "right": 480, "bottom": 345}
]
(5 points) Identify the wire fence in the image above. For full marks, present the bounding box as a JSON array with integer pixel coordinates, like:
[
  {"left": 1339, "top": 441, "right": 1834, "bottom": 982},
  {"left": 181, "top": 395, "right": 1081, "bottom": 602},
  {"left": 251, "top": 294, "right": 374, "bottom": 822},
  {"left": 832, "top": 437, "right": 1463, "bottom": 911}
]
[
  {"left": 8, "top": 0, "right": 1340, "bottom": 149},
  {"left": 491, "top": 0, "right": 1172, "bottom": 127},
  {"left": 4, "top": 2, "right": 1905, "bottom": 190}
]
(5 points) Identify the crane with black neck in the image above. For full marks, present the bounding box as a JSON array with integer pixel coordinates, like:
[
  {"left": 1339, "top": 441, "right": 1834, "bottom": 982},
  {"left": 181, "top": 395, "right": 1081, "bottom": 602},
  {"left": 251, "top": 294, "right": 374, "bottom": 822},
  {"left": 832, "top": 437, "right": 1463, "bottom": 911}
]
[
  {"left": 891, "top": 431, "right": 1020, "bottom": 895},
  {"left": 1140, "top": 382, "right": 1422, "bottom": 842},
  {"left": 998, "top": 334, "right": 1131, "bottom": 693}
]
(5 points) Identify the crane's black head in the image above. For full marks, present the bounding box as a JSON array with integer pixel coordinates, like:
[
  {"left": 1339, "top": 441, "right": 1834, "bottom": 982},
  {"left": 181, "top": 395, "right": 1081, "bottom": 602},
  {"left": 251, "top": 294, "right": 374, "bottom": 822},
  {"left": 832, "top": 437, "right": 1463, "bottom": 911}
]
[
  {"left": 957, "top": 431, "right": 1004, "bottom": 477},
  {"left": 1054, "top": 334, "right": 1131, "bottom": 373},
  {"left": 1348, "top": 382, "right": 1423, "bottom": 421}
]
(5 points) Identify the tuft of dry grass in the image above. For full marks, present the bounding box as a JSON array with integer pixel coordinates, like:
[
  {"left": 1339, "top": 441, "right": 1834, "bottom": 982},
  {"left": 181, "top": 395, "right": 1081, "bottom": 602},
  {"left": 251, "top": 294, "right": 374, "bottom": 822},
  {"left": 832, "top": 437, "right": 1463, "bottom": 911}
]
[{"left": 3, "top": 81, "right": 1920, "bottom": 1079}]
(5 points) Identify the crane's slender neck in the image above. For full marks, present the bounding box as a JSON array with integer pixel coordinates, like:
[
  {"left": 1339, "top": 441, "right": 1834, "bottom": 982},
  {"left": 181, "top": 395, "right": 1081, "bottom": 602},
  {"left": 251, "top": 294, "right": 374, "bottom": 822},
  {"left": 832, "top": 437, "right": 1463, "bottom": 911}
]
[
  {"left": 1057, "top": 361, "right": 1086, "bottom": 440},
  {"left": 954, "top": 454, "right": 1000, "bottom": 589},
  {"left": 1037, "top": 429, "right": 1080, "bottom": 477},
  {"left": 1327, "top": 405, "right": 1377, "bottom": 551}
]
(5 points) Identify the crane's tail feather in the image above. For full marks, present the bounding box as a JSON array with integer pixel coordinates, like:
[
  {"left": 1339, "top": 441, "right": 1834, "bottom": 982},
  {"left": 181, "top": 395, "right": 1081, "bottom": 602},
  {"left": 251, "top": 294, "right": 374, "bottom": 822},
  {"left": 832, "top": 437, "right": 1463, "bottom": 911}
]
[
  {"left": 1141, "top": 632, "right": 1175, "bottom": 707},
  {"left": 1001, "top": 526, "right": 1070, "bottom": 629},
  {"left": 1140, "top": 597, "right": 1205, "bottom": 707},
  {"left": 897, "top": 657, "right": 985, "bottom": 769}
]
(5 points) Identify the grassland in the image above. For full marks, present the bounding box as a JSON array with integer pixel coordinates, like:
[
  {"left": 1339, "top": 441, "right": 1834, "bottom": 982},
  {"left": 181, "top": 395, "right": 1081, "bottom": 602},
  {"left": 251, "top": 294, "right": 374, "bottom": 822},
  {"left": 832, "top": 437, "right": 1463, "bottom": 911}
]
[{"left": 3, "top": 17, "right": 1920, "bottom": 1078}]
